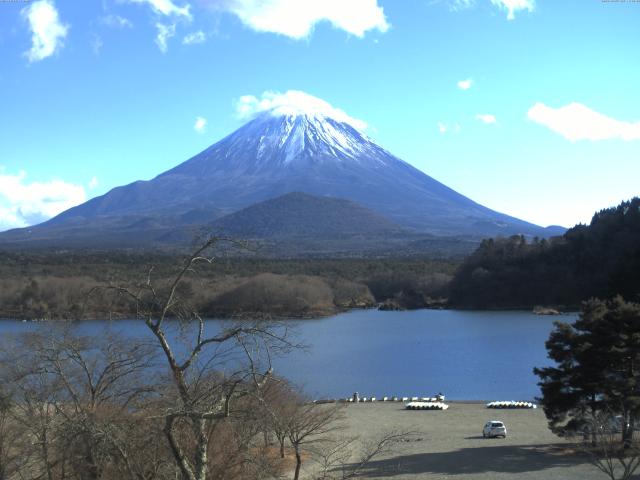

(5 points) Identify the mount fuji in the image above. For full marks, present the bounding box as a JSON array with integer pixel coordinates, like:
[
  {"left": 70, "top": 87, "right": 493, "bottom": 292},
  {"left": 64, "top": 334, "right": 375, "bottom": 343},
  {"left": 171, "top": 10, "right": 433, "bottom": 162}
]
[{"left": 0, "top": 92, "right": 563, "bottom": 252}]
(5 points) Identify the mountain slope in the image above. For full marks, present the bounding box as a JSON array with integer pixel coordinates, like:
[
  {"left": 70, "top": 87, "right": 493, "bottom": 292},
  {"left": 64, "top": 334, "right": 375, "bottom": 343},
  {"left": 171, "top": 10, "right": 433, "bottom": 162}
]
[
  {"left": 48, "top": 112, "right": 547, "bottom": 236},
  {"left": 0, "top": 98, "right": 564, "bottom": 251}
]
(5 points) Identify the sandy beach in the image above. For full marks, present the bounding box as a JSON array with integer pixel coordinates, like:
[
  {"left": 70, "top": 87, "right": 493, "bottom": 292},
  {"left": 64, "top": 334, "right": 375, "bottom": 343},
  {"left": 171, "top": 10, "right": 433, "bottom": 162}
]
[{"left": 332, "top": 402, "right": 610, "bottom": 480}]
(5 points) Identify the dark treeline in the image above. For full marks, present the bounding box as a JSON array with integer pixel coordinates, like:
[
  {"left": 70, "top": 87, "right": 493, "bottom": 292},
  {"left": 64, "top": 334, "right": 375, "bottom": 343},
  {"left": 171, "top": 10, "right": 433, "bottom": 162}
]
[{"left": 449, "top": 198, "right": 640, "bottom": 309}]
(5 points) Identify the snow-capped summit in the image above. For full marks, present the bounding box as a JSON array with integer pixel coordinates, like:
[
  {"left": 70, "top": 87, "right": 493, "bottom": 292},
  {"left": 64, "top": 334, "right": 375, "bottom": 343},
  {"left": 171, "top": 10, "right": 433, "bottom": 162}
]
[
  {"left": 236, "top": 90, "right": 368, "bottom": 131},
  {"left": 227, "top": 90, "right": 381, "bottom": 165},
  {"left": 197, "top": 109, "right": 388, "bottom": 170}
]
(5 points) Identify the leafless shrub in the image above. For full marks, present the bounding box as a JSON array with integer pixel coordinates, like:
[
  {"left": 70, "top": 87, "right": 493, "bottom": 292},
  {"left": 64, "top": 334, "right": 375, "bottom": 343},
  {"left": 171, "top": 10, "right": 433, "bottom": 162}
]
[
  {"left": 567, "top": 410, "right": 640, "bottom": 480},
  {"left": 311, "top": 430, "right": 417, "bottom": 480}
]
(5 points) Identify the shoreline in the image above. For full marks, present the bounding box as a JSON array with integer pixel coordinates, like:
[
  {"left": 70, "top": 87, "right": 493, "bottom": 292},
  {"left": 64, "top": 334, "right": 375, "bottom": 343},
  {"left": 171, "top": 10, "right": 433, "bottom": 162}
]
[
  {"left": 315, "top": 399, "right": 539, "bottom": 405},
  {"left": 0, "top": 305, "right": 577, "bottom": 323}
]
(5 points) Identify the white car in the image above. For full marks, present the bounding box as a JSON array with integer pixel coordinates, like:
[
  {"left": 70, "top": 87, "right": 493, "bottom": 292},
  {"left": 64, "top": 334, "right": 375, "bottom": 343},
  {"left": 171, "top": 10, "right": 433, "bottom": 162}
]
[{"left": 483, "top": 421, "right": 507, "bottom": 438}]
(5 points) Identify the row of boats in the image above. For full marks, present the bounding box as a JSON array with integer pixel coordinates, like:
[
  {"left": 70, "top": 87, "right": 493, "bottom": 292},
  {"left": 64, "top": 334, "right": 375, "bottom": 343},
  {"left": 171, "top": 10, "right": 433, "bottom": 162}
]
[
  {"left": 314, "top": 396, "right": 537, "bottom": 411},
  {"left": 346, "top": 393, "right": 446, "bottom": 403},
  {"left": 405, "top": 401, "right": 449, "bottom": 410},
  {"left": 486, "top": 401, "right": 537, "bottom": 409}
]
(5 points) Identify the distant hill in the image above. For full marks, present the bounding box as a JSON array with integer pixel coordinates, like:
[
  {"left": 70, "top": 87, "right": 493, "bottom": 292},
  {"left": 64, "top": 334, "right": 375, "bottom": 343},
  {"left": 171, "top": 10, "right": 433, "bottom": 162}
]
[
  {"left": 0, "top": 192, "right": 480, "bottom": 257},
  {"left": 201, "top": 192, "right": 478, "bottom": 257},
  {"left": 210, "top": 192, "right": 402, "bottom": 238},
  {"left": 448, "top": 198, "right": 640, "bottom": 308}
]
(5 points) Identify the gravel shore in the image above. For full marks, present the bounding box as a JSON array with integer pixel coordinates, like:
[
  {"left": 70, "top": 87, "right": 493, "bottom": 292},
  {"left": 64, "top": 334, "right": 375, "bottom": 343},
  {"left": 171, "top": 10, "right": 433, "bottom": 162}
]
[{"left": 334, "top": 402, "right": 608, "bottom": 480}]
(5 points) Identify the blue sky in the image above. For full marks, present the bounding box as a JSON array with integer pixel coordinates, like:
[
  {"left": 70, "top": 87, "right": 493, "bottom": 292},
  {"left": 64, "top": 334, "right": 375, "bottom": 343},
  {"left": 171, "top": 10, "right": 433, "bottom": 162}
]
[{"left": 0, "top": 0, "right": 639, "bottom": 231}]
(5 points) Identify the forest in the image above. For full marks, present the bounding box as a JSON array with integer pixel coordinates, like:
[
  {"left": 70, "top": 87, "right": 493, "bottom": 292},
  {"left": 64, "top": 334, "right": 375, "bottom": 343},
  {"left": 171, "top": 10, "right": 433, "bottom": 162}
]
[
  {"left": 3, "top": 198, "right": 639, "bottom": 319},
  {"left": 448, "top": 198, "right": 640, "bottom": 309}
]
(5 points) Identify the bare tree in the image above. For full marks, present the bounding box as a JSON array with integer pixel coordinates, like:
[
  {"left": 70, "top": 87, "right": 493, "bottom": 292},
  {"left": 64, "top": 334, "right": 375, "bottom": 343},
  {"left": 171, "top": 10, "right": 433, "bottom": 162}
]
[
  {"left": 1, "top": 328, "right": 159, "bottom": 480},
  {"left": 568, "top": 410, "right": 640, "bottom": 480},
  {"left": 286, "top": 401, "right": 345, "bottom": 480},
  {"left": 256, "top": 377, "right": 298, "bottom": 459},
  {"left": 6, "top": 365, "right": 63, "bottom": 480},
  {"left": 0, "top": 389, "right": 29, "bottom": 480},
  {"left": 89, "top": 237, "right": 294, "bottom": 480},
  {"left": 0, "top": 237, "right": 298, "bottom": 480}
]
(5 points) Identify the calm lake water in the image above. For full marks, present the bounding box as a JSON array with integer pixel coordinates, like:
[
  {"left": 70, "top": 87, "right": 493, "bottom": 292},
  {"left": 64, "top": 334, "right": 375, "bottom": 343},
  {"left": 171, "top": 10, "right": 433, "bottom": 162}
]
[{"left": 0, "top": 309, "right": 573, "bottom": 401}]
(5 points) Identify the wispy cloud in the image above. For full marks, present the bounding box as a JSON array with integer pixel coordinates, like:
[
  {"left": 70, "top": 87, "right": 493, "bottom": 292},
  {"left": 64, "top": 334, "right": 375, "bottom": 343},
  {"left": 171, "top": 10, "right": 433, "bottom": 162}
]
[
  {"left": 0, "top": 170, "right": 86, "bottom": 231},
  {"left": 489, "top": 0, "right": 535, "bottom": 20},
  {"left": 22, "top": 0, "right": 68, "bottom": 62},
  {"left": 437, "top": 122, "right": 461, "bottom": 134},
  {"left": 194, "top": 116, "right": 207, "bottom": 133},
  {"left": 127, "top": 0, "right": 191, "bottom": 18},
  {"left": 215, "top": 0, "right": 389, "bottom": 39},
  {"left": 236, "top": 90, "right": 368, "bottom": 130},
  {"left": 155, "top": 22, "right": 176, "bottom": 52},
  {"left": 528, "top": 102, "right": 640, "bottom": 142},
  {"left": 476, "top": 113, "right": 497, "bottom": 124},
  {"left": 88, "top": 176, "right": 99, "bottom": 189},
  {"left": 437, "top": 0, "right": 534, "bottom": 19},
  {"left": 448, "top": 0, "right": 476, "bottom": 11},
  {"left": 429, "top": 0, "right": 476, "bottom": 12},
  {"left": 101, "top": 14, "right": 133, "bottom": 28},
  {"left": 92, "top": 35, "right": 104, "bottom": 55},
  {"left": 183, "top": 30, "right": 206, "bottom": 44},
  {"left": 457, "top": 78, "right": 473, "bottom": 90}
]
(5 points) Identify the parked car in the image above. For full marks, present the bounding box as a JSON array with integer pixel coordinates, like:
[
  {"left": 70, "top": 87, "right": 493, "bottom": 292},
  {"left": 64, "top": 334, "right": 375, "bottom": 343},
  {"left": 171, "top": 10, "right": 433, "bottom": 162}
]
[{"left": 483, "top": 420, "right": 507, "bottom": 438}]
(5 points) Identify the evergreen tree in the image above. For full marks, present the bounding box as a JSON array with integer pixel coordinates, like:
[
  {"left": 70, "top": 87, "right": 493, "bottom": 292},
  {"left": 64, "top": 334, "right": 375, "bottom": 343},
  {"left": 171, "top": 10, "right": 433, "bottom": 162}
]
[{"left": 535, "top": 297, "right": 640, "bottom": 445}]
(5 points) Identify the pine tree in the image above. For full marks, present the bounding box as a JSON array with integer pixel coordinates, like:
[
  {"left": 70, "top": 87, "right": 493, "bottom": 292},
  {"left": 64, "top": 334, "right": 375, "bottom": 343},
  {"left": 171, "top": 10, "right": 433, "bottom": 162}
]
[{"left": 535, "top": 297, "right": 640, "bottom": 445}]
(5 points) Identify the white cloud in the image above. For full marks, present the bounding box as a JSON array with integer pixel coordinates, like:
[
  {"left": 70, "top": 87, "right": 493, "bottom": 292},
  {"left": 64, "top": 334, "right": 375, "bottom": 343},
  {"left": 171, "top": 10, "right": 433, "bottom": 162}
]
[
  {"left": 155, "top": 22, "right": 176, "bottom": 52},
  {"left": 457, "top": 78, "right": 472, "bottom": 90},
  {"left": 235, "top": 90, "right": 368, "bottom": 130},
  {"left": 127, "top": 0, "right": 191, "bottom": 18},
  {"left": 476, "top": 113, "right": 497, "bottom": 124},
  {"left": 194, "top": 116, "right": 207, "bottom": 133},
  {"left": 437, "top": 122, "right": 448, "bottom": 134},
  {"left": 489, "top": 0, "right": 535, "bottom": 20},
  {"left": 217, "top": 0, "right": 389, "bottom": 39},
  {"left": 183, "top": 30, "right": 206, "bottom": 44},
  {"left": 527, "top": 102, "right": 640, "bottom": 142},
  {"left": 22, "top": 0, "right": 68, "bottom": 62},
  {"left": 101, "top": 14, "right": 133, "bottom": 28},
  {"left": 0, "top": 170, "right": 86, "bottom": 231},
  {"left": 88, "top": 176, "right": 99, "bottom": 189}
]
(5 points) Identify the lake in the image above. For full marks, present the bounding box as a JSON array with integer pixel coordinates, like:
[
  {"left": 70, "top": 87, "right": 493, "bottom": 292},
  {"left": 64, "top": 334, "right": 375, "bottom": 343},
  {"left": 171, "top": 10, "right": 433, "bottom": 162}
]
[{"left": 0, "top": 309, "right": 572, "bottom": 401}]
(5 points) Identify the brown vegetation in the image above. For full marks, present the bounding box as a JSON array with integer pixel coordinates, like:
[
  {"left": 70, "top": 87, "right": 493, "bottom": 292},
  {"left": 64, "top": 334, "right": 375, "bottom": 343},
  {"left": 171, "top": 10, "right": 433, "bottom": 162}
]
[
  {"left": 0, "top": 251, "right": 455, "bottom": 320},
  {"left": 206, "top": 273, "right": 365, "bottom": 318}
]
